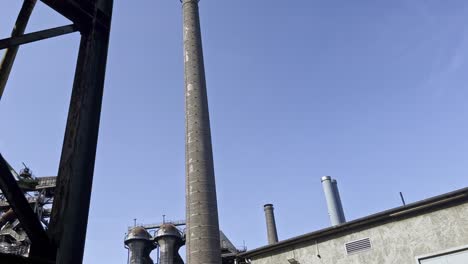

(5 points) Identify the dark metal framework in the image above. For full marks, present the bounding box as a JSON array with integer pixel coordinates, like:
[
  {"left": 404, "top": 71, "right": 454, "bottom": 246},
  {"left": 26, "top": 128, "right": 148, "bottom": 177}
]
[{"left": 0, "top": 0, "right": 113, "bottom": 263}]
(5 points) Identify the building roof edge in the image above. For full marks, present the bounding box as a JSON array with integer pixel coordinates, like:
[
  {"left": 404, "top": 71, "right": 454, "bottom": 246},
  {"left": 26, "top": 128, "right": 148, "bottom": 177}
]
[{"left": 240, "top": 187, "right": 468, "bottom": 258}]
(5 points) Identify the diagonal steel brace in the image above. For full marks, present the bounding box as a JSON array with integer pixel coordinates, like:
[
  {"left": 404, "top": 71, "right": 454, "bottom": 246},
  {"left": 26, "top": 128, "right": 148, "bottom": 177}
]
[{"left": 0, "top": 154, "right": 54, "bottom": 258}]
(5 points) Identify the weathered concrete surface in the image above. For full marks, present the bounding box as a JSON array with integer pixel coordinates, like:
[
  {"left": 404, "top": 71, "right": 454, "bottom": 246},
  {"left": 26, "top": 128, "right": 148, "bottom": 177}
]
[
  {"left": 250, "top": 202, "right": 468, "bottom": 264},
  {"left": 182, "top": 0, "right": 222, "bottom": 263}
]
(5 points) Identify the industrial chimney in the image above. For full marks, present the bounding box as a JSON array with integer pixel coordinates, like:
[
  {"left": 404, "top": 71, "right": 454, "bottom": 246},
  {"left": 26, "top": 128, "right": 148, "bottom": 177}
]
[
  {"left": 264, "top": 204, "right": 279, "bottom": 244},
  {"left": 124, "top": 227, "right": 155, "bottom": 264},
  {"left": 154, "top": 224, "right": 184, "bottom": 264},
  {"left": 331, "top": 178, "right": 346, "bottom": 223},
  {"left": 181, "top": 0, "right": 222, "bottom": 263},
  {"left": 321, "top": 176, "right": 346, "bottom": 226}
]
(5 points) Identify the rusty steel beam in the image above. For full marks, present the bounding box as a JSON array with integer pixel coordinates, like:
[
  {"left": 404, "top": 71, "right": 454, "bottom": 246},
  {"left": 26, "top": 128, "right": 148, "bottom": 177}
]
[
  {"left": 40, "top": 0, "right": 111, "bottom": 30},
  {"left": 0, "top": 24, "right": 78, "bottom": 50},
  {"left": 0, "top": 0, "right": 36, "bottom": 101},
  {"left": 47, "top": 0, "right": 113, "bottom": 262},
  {"left": 0, "top": 154, "right": 54, "bottom": 259}
]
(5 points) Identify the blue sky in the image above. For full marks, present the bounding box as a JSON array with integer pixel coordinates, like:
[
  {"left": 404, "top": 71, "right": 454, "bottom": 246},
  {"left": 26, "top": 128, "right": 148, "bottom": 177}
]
[{"left": 1, "top": 0, "right": 468, "bottom": 263}]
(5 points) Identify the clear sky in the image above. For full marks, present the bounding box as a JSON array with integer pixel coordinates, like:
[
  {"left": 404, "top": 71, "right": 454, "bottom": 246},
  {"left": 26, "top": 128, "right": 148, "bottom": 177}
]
[{"left": 1, "top": 0, "right": 467, "bottom": 263}]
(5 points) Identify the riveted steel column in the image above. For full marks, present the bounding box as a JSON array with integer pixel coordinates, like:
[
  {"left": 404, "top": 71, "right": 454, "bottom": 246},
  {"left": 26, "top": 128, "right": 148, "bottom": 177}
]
[
  {"left": 48, "top": 0, "right": 113, "bottom": 263},
  {"left": 182, "top": 0, "right": 222, "bottom": 263},
  {"left": 263, "top": 204, "right": 279, "bottom": 244},
  {"left": 0, "top": 0, "right": 37, "bottom": 101}
]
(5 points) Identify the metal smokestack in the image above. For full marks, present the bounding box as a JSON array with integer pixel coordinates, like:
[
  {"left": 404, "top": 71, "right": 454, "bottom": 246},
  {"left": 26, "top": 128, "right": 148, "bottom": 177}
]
[
  {"left": 124, "top": 227, "right": 155, "bottom": 264},
  {"left": 264, "top": 204, "right": 279, "bottom": 244},
  {"left": 182, "top": 0, "right": 222, "bottom": 263},
  {"left": 321, "top": 176, "right": 346, "bottom": 226},
  {"left": 331, "top": 179, "right": 346, "bottom": 222},
  {"left": 154, "top": 224, "right": 184, "bottom": 264}
]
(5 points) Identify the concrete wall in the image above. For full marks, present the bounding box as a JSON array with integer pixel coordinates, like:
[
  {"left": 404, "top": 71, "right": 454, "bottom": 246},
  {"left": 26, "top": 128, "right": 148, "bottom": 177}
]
[{"left": 250, "top": 202, "right": 468, "bottom": 264}]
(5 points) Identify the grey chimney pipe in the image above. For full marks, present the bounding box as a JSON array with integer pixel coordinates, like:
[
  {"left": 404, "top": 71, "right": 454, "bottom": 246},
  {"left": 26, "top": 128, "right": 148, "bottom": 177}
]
[
  {"left": 182, "top": 0, "right": 222, "bottom": 263},
  {"left": 264, "top": 204, "right": 279, "bottom": 244},
  {"left": 321, "top": 176, "right": 346, "bottom": 226},
  {"left": 331, "top": 179, "right": 346, "bottom": 222}
]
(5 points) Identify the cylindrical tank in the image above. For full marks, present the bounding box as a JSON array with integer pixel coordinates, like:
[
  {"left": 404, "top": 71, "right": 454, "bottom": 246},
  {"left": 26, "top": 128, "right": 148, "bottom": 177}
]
[
  {"left": 124, "top": 227, "right": 155, "bottom": 264},
  {"left": 321, "top": 176, "right": 345, "bottom": 226},
  {"left": 263, "top": 204, "right": 279, "bottom": 244},
  {"left": 154, "top": 224, "right": 183, "bottom": 264}
]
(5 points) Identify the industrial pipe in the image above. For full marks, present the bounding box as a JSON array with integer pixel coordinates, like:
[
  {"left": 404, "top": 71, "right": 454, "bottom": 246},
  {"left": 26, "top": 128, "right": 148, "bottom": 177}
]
[
  {"left": 321, "top": 176, "right": 346, "bottom": 226},
  {"left": 331, "top": 179, "right": 346, "bottom": 222},
  {"left": 264, "top": 204, "right": 279, "bottom": 244}
]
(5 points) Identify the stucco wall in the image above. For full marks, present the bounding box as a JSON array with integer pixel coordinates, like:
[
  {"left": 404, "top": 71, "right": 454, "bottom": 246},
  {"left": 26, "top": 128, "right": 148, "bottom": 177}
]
[{"left": 250, "top": 202, "right": 468, "bottom": 264}]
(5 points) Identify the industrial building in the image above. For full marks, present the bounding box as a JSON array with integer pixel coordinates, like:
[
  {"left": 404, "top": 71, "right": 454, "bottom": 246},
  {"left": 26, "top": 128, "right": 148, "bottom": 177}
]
[
  {"left": 123, "top": 175, "right": 468, "bottom": 264},
  {"left": 239, "top": 186, "right": 468, "bottom": 264},
  {"left": 2, "top": 0, "right": 467, "bottom": 263}
]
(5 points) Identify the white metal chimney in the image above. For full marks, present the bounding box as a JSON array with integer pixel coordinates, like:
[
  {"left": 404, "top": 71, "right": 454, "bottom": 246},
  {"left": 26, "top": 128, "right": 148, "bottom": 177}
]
[{"left": 321, "top": 176, "right": 346, "bottom": 226}]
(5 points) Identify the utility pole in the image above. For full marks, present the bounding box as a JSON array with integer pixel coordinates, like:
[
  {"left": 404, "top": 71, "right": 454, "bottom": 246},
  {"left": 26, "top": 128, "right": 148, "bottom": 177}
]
[{"left": 181, "top": 0, "right": 222, "bottom": 263}]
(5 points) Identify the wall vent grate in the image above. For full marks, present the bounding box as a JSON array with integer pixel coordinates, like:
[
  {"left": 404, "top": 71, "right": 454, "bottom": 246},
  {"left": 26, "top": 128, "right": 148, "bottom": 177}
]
[{"left": 345, "top": 238, "right": 372, "bottom": 255}]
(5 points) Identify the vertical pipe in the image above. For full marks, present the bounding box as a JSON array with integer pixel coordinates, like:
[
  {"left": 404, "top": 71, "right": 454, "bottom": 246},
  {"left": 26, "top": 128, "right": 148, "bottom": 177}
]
[
  {"left": 127, "top": 240, "right": 152, "bottom": 264},
  {"left": 400, "top": 192, "right": 406, "bottom": 206},
  {"left": 182, "top": 0, "right": 221, "bottom": 263},
  {"left": 321, "top": 176, "right": 344, "bottom": 226},
  {"left": 0, "top": 0, "right": 37, "bottom": 101},
  {"left": 263, "top": 204, "right": 279, "bottom": 244},
  {"left": 158, "top": 237, "right": 176, "bottom": 264},
  {"left": 48, "top": 1, "right": 113, "bottom": 263},
  {"left": 331, "top": 179, "right": 346, "bottom": 222}
]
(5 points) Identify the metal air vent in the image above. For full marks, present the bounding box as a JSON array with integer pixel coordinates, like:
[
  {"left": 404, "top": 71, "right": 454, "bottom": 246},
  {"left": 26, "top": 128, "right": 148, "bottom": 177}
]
[{"left": 345, "top": 238, "right": 372, "bottom": 255}]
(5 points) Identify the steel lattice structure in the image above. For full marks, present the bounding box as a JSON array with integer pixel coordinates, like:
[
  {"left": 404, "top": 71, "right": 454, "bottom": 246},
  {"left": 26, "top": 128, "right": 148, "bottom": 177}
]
[{"left": 0, "top": 0, "right": 113, "bottom": 263}]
